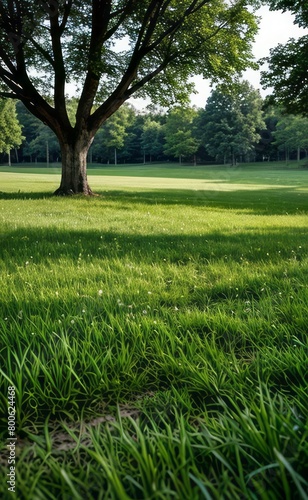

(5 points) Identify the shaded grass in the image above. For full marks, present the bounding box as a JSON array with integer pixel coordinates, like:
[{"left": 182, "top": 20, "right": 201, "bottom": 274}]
[{"left": 0, "top": 168, "right": 307, "bottom": 498}]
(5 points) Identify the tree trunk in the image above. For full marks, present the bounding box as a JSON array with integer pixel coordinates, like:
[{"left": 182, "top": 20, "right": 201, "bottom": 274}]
[
  {"left": 54, "top": 136, "right": 95, "bottom": 196},
  {"left": 46, "top": 140, "right": 49, "bottom": 168},
  {"left": 231, "top": 152, "right": 235, "bottom": 166}
]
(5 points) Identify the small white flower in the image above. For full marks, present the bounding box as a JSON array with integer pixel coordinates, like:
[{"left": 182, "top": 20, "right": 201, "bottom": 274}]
[
  {"left": 142, "top": 310, "right": 147, "bottom": 315},
  {"left": 98, "top": 290, "right": 103, "bottom": 296},
  {"left": 71, "top": 319, "right": 75, "bottom": 324},
  {"left": 25, "top": 261, "right": 29, "bottom": 265}
]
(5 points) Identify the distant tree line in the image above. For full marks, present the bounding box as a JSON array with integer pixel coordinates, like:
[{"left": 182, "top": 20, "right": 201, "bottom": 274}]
[{"left": 1, "top": 80, "right": 308, "bottom": 166}]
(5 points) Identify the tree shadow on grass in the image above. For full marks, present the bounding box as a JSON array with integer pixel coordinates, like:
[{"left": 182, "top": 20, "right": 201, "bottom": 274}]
[
  {"left": 1, "top": 225, "right": 307, "bottom": 268},
  {"left": 0, "top": 191, "right": 53, "bottom": 200},
  {"left": 99, "top": 187, "right": 308, "bottom": 215},
  {"left": 0, "top": 185, "right": 307, "bottom": 214}
]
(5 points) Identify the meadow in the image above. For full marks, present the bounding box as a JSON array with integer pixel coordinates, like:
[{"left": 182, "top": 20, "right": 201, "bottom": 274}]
[{"left": 0, "top": 162, "right": 307, "bottom": 499}]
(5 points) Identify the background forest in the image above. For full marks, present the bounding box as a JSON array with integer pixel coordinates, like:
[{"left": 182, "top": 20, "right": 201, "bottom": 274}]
[{"left": 1, "top": 80, "right": 308, "bottom": 167}]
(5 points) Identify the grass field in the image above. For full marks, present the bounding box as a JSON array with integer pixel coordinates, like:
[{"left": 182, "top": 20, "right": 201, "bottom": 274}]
[{"left": 0, "top": 163, "right": 307, "bottom": 499}]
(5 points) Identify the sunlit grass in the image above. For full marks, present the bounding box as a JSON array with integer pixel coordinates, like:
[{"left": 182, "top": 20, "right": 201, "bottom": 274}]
[{"left": 0, "top": 167, "right": 307, "bottom": 499}]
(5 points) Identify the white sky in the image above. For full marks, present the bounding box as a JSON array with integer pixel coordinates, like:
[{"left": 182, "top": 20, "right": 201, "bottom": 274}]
[{"left": 131, "top": 5, "right": 308, "bottom": 110}]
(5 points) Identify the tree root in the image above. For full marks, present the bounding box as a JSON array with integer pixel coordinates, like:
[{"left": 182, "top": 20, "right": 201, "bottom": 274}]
[{"left": 53, "top": 187, "right": 100, "bottom": 196}]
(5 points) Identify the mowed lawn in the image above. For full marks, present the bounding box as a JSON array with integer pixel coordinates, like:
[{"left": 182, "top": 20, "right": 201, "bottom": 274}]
[{"left": 0, "top": 164, "right": 307, "bottom": 499}]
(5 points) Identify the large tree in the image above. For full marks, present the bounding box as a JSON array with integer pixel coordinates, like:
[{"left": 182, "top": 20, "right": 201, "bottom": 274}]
[
  {"left": 260, "top": 1, "right": 308, "bottom": 115},
  {"left": 141, "top": 118, "right": 164, "bottom": 163},
  {"left": 0, "top": 0, "right": 258, "bottom": 194},
  {"left": 273, "top": 112, "right": 308, "bottom": 162},
  {"left": 164, "top": 106, "right": 200, "bottom": 163},
  {"left": 198, "top": 80, "right": 264, "bottom": 164}
]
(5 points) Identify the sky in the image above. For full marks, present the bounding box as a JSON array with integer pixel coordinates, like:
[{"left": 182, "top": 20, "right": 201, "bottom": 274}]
[{"left": 131, "top": 5, "right": 308, "bottom": 110}]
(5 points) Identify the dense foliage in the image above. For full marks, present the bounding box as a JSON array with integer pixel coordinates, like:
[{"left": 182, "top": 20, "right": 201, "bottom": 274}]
[
  {"left": 196, "top": 81, "right": 264, "bottom": 164},
  {"left": 0, "top": 98, "right": 24, "bottom": 163},
  {"left": 4, "top": 83, "right": 307, "bottom": 166},
  {"left": 260, "top": 0, "right": 308, "bottom": 115}
]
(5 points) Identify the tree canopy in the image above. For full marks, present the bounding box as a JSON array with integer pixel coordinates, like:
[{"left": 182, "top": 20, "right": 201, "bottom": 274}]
[
  {"left": 164, "top": 106, "right": 199, "bottom": 162},
  {"left": 0, "top": 0, "right": 259, "bottom": 194},
  {"left": 260, "top": 1, "right": 308, "bottom": 115},
  {"left": 0, "top": 98, "right": 24, "bottom": 161},
  {"left": 197, "top": 80, "right": 264, "bottom": 164},
  {"left": 272, "top": 111, "right": 308, "bottom": 161}
]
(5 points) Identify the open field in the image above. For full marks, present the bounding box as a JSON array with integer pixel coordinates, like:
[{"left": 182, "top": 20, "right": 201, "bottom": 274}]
[{"left": 0, "top": 164, "right": 307, "bottom": 499}]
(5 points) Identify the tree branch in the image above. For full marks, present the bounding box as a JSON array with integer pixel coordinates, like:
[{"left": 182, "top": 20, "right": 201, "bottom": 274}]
[
  {"left": 59, "top": 0, "right": 73, "bottom": 35},
  {"left": 49, "top": 5, "right": 71, "bottom": 129},
  {"left": 145, "top": 0, "right": 211, "bottom": 54},
  {"left": 0, "top": 91, "right": 18, "bottom": 98},
  {"left": 26, "top": 34, "right": 55, "bottom": 67},
  {"left": 0, "top": 63, "right": 61, "bottom": 133},
  {"left": 75, "top": 0, "right": 115, "bottom": 130},
  {"left": 103, "top": 0, "right": 139, "bottom": 41},
  {"left": 89, "top": 0, "right": 218, "bottom": 131},
  {"left": 0, "top": 49, "right": 17, "bottom": 74}
]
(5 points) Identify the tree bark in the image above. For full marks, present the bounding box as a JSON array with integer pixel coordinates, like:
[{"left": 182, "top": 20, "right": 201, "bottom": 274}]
[{"left": 54, "top": 135, "right": 95, "bottom": 196}]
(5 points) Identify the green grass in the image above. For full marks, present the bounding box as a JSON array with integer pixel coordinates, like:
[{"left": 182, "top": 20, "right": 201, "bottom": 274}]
[{"left": 0, "top": 164, "right": 307, "bottom": 499}]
